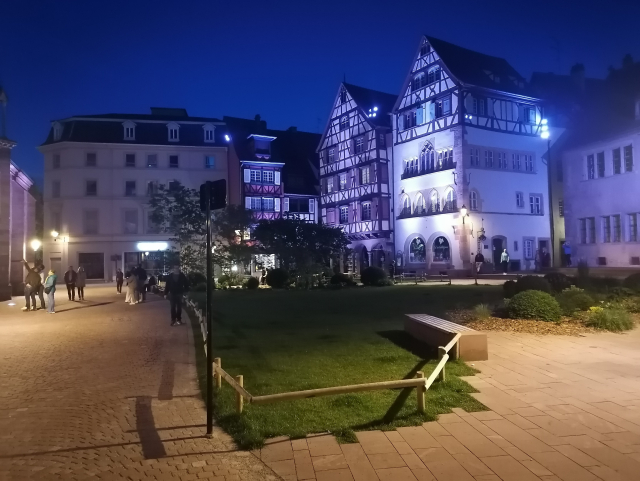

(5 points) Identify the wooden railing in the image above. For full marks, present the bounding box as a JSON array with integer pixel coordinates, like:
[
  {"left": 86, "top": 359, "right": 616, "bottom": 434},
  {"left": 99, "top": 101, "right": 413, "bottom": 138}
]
[{"left": 186, "top": 298, "right": 461, "bottom": 414}]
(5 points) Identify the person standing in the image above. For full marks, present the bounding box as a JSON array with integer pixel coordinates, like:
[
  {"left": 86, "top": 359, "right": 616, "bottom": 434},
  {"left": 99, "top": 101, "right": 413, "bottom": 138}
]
[
  {"left": 44, "top": 269, "right": 58, "bottom": 314},
  {"left": 76, "top": 266, "right": 87, "bottom": 301},
  {"left": 64, "top": 266, "right": 77, "bottom": 301},
  {"left": 21, "top": 260, "right": 41, "bottom": 311},
  {"left": 164, "top": 266, "right": 189, "bottom": 326},
  {"left": 135, "top": 264, "right": 147, "bottom": 302},
  {"left": 563, "top": 242, "right": 572, "bottom": 267},
  {"left": 474, "top": 251, "right": 485, "bottom": 274},
  {"left": 116, "top": 268, "right": 124, "bottom": 293},
  {"left": 37, "top": 264, "right": 46, "bottom": 310},
  {"left": 126, "top": 272, "right": 138, "bottom": 305},
  {"left": 500, "top": 249, "right": 510, "bottom": 275}
]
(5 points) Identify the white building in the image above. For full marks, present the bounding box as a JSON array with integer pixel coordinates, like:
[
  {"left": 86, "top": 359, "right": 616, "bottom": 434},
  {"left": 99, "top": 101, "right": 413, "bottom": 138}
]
[
  {"left": 317, "top": 83, "right": 396, "bottom": 273},
  {"left": 393, "top": 36, "right": 555, "bottom": 274},
  {"left": 39, "top": 108, "right": 229, "bottom": 281},
  {"left": 563, "top": 109, "right": 640, "bottom": 267}
]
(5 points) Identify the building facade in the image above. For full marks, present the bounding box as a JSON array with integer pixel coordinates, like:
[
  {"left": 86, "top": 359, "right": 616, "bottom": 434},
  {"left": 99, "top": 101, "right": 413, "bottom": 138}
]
[
  {"left": 563, "top": 115, "right": 640, "bottom": 267},
  {"left": 393, "top": 36, "right": 554, "bottom": 273},
  {"left": 317, "top": 83, "right": 396, "bottom": 273},
  {"left": 39, "top": 108, "right": 230, "bottom": 281}
]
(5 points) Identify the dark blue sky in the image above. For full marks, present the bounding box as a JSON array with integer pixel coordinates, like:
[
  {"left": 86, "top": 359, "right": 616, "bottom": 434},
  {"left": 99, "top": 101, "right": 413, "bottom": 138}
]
[{"left": 2, "top": 0, "right": 639, "bottom": 186}]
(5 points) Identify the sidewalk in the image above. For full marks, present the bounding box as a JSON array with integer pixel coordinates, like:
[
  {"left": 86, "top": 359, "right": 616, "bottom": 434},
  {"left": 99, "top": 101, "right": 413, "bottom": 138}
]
[{"left": 0, "top": 286, "right": 278, "bottom": 480}]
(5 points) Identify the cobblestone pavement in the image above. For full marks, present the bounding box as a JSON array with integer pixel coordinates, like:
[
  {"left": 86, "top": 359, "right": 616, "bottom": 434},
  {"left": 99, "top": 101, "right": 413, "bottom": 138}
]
[
  {"left": 0, "top": 285, "right": 278, "bottom": 481},
  {"left": 254, "top": 329, "right": 640, "bottom": 480}
]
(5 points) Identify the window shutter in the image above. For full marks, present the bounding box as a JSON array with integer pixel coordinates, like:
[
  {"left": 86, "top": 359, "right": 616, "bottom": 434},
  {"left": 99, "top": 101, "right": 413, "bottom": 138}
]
[
  {"left": 328, "top": 209, "right": 335, "bottom": 224},
  {"left": 243, "top": 169, "right": 251, "bottom": 183},
  {"left": 245, "top": 197, "right": 252, "bottom": 209},
  {"left": 274, "top": 170, "right": 281, "bottom": 186},
  {"left": 308, "top": 199, "right": 315, "bottom": 213},
  {"left": 416, "top": 104, "right": 424, "bottom": 125},
  {"left": 398, "top": 114, "right": 404, "bottom": 131},
  {"left": 283, "top": 197, "right": 289, "bottom": 212},
  {"left": 428, "top": 101, "right": 435, "bottom": 120},
  {"left": 274, "top": 197, "right": 281, "bottom": 213}
]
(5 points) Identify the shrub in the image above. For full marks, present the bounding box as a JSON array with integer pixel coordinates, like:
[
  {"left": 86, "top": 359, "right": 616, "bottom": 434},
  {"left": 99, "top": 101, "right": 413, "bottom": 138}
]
[
  {"left": 187, "top": 271, "right": 206, "bottom": 286},
  {"left": 556, "top": 286, "right": 594, "bottom": 315},
  {"left": 245, "top": 277, "right": 260, "bottom": 290},
  {"left": 578, "top": 276, "right": 623, "bottom": 293},
  {"left": 544, "top": 272, "right": 572, "bottom": 293},
  {"left": 472, "top": 304, "right": 492, "bottom": 320},
  {"left": 266, "top": 268, "right": 289, "bottom": 289},
  {"left": 515, "top": 275, "right": 552, "bottom": 294},
  {"left": 586, "top": 307, "right": 635, "bottom": 331},
  {"left": 508, "top": 290, "right": 562, "bottom": 322},
  {"left": 361, "top": 266, "right": 388, "bottom": 286},
  {"left": 330, "top": 273, "right": 355, "bottom": 286},
  {"left": 607, "top": 287, "right": 634, "bottom": 300},
  {"left": 217, "top": 272, "right": 243, "bottom": 289},
  {"left": 577, "top": 260, "right": 590, "bottom": 279},
  {"left": 503, "top": 280, "right": 517, "bottom": 299},
  {"left": 192, "top": 282, "right": 207, "bottom": 292},
  {"left": 623, "top": 273, "right": 640, "bottom": 291}
]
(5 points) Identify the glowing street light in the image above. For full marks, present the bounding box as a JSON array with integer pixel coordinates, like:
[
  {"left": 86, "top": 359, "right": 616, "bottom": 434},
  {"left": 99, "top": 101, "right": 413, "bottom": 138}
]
[
  {"left": 51, "top": 230, "right": 59, "bottom": 240},
  {"left": 231, "top": 265, "right": 238, "bottom": 272},
  {"left": 30, "top": 239, "right": 41, "bottom": 251}
]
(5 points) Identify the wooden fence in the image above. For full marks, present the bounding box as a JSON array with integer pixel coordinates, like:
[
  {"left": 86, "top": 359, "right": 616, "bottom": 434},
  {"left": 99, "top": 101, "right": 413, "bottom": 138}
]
[{"left": 185, "top": 298, "right": 461, "bottom": 414}]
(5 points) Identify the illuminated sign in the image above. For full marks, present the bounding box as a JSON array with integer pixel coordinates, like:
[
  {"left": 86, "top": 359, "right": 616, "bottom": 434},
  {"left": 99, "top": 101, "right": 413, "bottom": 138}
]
[{"left": 136, "top": 242, "right": 168, "bottom": 251}]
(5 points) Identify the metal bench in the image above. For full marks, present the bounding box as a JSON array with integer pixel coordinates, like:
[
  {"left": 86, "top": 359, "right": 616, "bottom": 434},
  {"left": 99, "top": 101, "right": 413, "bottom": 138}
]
[
  {"left": 404, "top": 314, "right": 488, "bottom": 361},
  {"left": 400, "top": 271, "right": 425, "bottom": 284}
]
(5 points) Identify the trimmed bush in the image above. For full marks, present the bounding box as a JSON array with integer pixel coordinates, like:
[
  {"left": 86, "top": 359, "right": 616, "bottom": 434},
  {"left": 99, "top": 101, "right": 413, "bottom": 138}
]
[
  {"left": 472, "top": 304, "right": 492, "bottom": 320},
  {"left": 245, "top": 277, "right": 260, "bottom": 290},
  {"left": 507, "top": 290, "right": 562, "bottom": 322},
  {"left": 623, "top": 273, "right": 640, "bottom": 291},
  {"left": 330, "top": 273, "right": 355, "bottom": 286},
  {"left": 515, "top": 275, "right": 552, "bottom": 294},
  {"left": 266, "top": 268, "right": 289, "bottom": 289},
  {"left": 361, "top": 266, "right": 388, "bottom": 286},
  {"left": 586, "top": 307, "right": 634, "bottom": 332},
  {"left": 503, "top": 280, "right": 517, "bottom": 299},
  {"left": 556, "top": 286, "right": 594, "bottom": 315},
  {"left": 544, "top": 272, "right": 572, "bottom": 293}
]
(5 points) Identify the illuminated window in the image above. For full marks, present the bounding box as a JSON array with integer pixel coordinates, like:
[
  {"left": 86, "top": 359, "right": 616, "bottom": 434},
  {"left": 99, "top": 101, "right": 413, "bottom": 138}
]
[
  {"left": 205, "top": 156, "right": 215, "bottom": 169},
  {"left": 361, "top": 202, "right": 372, "bottom": 221},
  {"left": 339, "top": 206, "right": 349, "bottom": 224}
]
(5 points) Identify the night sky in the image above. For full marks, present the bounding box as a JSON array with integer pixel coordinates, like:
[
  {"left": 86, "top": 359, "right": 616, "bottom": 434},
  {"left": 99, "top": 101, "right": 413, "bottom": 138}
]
[{"left": 2, "top": 0, "right": 639, "bottom": 186}]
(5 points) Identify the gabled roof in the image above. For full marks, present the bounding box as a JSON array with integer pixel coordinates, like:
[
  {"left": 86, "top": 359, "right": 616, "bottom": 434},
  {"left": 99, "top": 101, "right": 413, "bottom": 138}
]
[
  {"left": 343, "top": 83, "right": 397, "bottom": 128},
  {"left": 425, "top": 36, "right": 534, "bottom": 97}
]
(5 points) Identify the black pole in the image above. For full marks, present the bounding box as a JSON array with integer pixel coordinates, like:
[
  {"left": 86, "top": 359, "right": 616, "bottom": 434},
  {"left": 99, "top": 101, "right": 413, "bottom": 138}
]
[
  {"left": 547, "top": 138, "right": 555, "bottom": 268},
  {"left": 205, "top": 183, "right": 213, "bottom": 437}
]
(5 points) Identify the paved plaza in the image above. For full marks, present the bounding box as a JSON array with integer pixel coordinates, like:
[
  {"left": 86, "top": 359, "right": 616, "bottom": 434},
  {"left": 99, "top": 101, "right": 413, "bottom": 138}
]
[{"left": 2, "top": 285, "right": 640, "bottom": 480}]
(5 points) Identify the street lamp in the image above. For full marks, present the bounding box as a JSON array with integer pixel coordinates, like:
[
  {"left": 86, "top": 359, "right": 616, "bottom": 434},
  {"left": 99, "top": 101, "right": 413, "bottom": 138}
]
[
  {"left": 540, "top": 118, "right": 555, "bottom": 267},
  {"left": 460, "top": 204, "right": 468, "bottom": 224},
  {"left": 51, "top": 230, "right": 59, "bottom": 241},
  {"left": 30, "top": 239, "right": 41, "bottom": 251}
]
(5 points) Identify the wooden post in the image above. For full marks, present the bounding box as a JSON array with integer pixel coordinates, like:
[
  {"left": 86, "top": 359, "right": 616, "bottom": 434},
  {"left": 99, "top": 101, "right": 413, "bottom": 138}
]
[
  {"left": 236, "top": 375, "right": 244, "bottom": 414},
  {"left": 438, "top": 347, "right": 446, "bottom": 382},
  {"left": 214, "top": 357, "right": 222, "bottom": 389},
  {"left": 416, "top": 371, "right": 425, "bottom": 413}
]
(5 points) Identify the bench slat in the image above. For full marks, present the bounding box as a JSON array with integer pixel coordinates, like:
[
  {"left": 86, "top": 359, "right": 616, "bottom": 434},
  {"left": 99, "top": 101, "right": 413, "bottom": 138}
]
[{"left": 405, "top": 314, "right": 477, "bottom": 333}]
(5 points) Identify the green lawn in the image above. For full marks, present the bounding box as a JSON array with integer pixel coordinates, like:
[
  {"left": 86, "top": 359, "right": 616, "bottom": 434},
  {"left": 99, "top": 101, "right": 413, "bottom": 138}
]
[{"left": 188, "top": 284, "right": 502, "bottom": 448}]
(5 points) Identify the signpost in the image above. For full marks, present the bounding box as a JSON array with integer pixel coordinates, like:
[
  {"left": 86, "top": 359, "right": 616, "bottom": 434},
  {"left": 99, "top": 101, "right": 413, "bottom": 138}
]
[{"left": 199, "top": 179, "right": 227, "bottom": 437}]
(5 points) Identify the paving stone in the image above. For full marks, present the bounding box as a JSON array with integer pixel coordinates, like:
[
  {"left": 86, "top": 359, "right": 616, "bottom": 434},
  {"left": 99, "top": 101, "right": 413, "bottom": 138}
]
[
  {"left": 450, "top": 453, "right": 493, "bottom": 476},
  {"left": 355, "top": 431, "right": 398, "bottom": 455},
  {"left": 441, "top": 421, "right": 505, "bottom": 458},
  {"left": 414, "top": 447, "right": 475, "bottom": 481},
  {"left": 400, "top": 453, "right": 426, "bottom": 470},
  {"left": 395, "top": 427, "right": 440, "bottom": 450},
  {"left": 312, "top": 454, "right": 349, "bottom": 471},
  {"left": 375, "top": 467, "right": 418, "bottom": 480},
  {"left": 529, "top": 451, "right": 600, "bottom": 481},
  {"left": 479, "top": 455, "right": 540, "bottom": 481},
  {"left": 367, "top": 453, "right": 406, "bottom": 470},
  {"left": 482, "top": 420, "right": 556, "bottom": 455},
  {"left": 307, "top": 435, "right": 342, "bottom": 457},
  {"left": 315, "top": 468, "right": 354, "bottom": 481}
]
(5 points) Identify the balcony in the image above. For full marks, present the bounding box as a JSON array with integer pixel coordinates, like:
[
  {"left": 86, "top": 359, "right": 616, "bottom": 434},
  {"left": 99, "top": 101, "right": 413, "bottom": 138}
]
[
  {"left": 397, "top": 200, "right": 458, "bottom": 219},
  {"left": 401, "top": 160, "right": 455, "bottom": 180}
]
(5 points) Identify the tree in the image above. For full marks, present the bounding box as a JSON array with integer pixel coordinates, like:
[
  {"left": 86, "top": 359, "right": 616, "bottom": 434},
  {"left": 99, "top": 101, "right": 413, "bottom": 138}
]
[
  {"left": 252, "top": 219, "right": 349, "bottom": 287},
  {"left": 211, "top": 205, "right": 256, "bottom": 271}
]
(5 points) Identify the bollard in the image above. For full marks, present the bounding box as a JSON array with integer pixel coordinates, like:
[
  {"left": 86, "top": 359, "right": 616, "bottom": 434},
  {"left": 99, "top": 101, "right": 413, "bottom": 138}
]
[
  {"left": 214, "top": 357, "right": 222, "bottom": 388},
  {"left": 416, "top": 371, "right": 425, "bottom": 413},
  {"left": 438, "top": 346, "right": 446, "bottom": 381},
  {"left": 236, "top": 375, "right": 244, "bottom": 414}
]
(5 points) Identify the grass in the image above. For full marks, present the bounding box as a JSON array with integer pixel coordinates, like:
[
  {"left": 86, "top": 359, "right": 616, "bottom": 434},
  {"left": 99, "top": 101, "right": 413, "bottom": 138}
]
[
  {"left": 472, "top": 303, "right": 492, "bottom": 320},
  {"left": 188, "top": 284, "right": 502, "bottom": 448},
  {"left": 585, "top": 307, "right": 635, "bottom": 332}
]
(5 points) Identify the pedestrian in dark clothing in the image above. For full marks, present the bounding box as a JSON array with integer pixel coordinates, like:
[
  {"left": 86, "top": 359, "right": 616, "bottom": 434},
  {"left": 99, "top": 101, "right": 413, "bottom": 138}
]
[
  {"left": 164, "top": 266, "right": 189, "bottom": 326},
  {"left": 116, "top": 268, "right": 124, "bottom": 293},
  {"left": 76, "top": 266, "right": 86, "bottom": 300},
  {"left": 135, "top": 264, "right": 147, "bottom": 302},
  {"left": 474, "top": 252, "right": 485, "bottom": 274},
  {"left": 64, "top": 266, "right": 77, "bottom": 300},
  {"left": 22, "top": 260, "right": 42, "bottom": 311}
]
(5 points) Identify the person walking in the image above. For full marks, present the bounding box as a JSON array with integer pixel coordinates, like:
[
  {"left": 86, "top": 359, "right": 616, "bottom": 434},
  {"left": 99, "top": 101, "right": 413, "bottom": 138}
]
[
  {"left": 44, "top": 269, "right": 58, "bottom": 314},
  {"left": 135, "top": 264, "right": 147, "bottom": 302},
  {"left": 64, "top": 266, "right": 77, "bottom": 301},
  {"left": 500, "top": 249, "right": 510, "bottom": 275},
  {"left": 164, "top": 266, "right": 189, "bottom": 326},
  {"left": 126, "top": 272, "right": 138, "bottom": 305},
  {"left": 76, "top": 266, "right": 87, "bottom": 301},
  {"left": 474, "top": 251, "right": 485, "bottom": 274},
  {"left": 116, "top": 268, "right": 124, "bottom": 293},
  {"left": 21, "top": 260, "right": 41, "bottom": 312},
  {"left": 563, "top": 242, "right": 572, "bottom": 267}
]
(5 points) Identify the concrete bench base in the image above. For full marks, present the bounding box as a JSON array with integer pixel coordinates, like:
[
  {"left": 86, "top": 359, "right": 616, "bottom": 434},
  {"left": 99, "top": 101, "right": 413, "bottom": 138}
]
[{"left": 405, "top": 314, "right": 488, "bottom": 361}]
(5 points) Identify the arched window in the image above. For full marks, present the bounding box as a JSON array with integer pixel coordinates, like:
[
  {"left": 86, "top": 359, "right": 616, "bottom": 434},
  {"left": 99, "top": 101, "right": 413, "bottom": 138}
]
[
  {"left": 427, "top": 66, "right": 442, "bottom": 84},
  {"left": 414, "top": 193, "right": 426, "bottom": 215},
  {"left": 401, "top": 195, "right": 411, "bottom": 216},
  {"left": 420, "top": 142, "right": 435, "bottom": 172},
  {"left": 432, "top": 236, "right": 450, "bottom": 262},
  {"left": 470, "top": 191, "right": 478, "bottom": 211},
  {"left": 412, "top": 73, "right": 426, "bottom": 92},
  {"left": 444, "top": 188, "right": 456, "bottom": 212},
  {"left": 409, "top": 238, "right": 426, "bottom": 263},
  {"left": 430, "top": 190, "right": 439, "bottom": 213}
]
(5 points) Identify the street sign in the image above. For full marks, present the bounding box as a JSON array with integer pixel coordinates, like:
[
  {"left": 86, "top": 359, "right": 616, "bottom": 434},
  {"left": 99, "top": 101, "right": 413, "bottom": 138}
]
[{"left": 199, "top": 179, "right": 227, "bottom": 211}]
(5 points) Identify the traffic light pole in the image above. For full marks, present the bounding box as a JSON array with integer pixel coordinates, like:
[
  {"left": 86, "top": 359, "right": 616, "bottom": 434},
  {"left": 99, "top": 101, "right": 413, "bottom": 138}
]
[{"left": 205, "top": 185, "right": 214, "bottom": 437}]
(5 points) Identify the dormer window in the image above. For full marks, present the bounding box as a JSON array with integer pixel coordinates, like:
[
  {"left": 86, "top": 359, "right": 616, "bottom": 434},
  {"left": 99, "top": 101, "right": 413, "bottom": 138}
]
[
  {"left": 339, "top": 116, "right": 349, "bottom": 131},
  {"left": 52, "top": 122, "right": 62, "bottom": 141},
  {"left": 123, "top": 121, "right": 136, "bottom": 140},
  {"left": 411, "top": 73, "right": 427, "bottom": 92},
  {"left": 427, "top": 66, "right": 441, "bottom": 84},
  {"left": 203, "top": 124, "right": 215, "bottom": 143},
  {"left": 167, "top": 123, "right": 179, "bottom": 142}
]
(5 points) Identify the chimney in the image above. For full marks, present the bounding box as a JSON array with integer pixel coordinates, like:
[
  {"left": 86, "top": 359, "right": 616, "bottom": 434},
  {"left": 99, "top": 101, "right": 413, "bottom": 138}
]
[
  {"left": 254, "top": 114, "right": 267, "bottom": 132},
  {"left": 570, "top": 63, "right": 585, "bottom": 93}
]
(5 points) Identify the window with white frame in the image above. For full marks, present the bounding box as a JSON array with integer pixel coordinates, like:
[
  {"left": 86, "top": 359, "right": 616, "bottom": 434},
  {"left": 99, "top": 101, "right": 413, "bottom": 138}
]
[
  {"left": 529, "top": 194, "right": 542, "bottom": 214},
  {"left": 339, "top": 173, "right": 347, "bottom": 190},
  {"left": 339, "top": 205, "right": 349, "bottom": 224},
  {"left": 435, "top": 96, "right": 451, "bottom": 118},
  {"left": 249, "top": 197, "right": 261, "bottom": 210},
  {"left": 361, "top": 202, "right": 372, "bottom": 221},
  {"left": 512, "top": 153, "right": 521, "bottom": 170},
  {"left": 52, "top": 180, "right": 61, "bottom": 198},
  {"left": 497, "top": 152, "right": 506, "bottom": 169},
  {"left": 624, "top": 145, "right": 633, "bottom": 172},
  {"left": 427, "top": 66, "right": 441, "bottom": 84},
  {"left": 262, "top": 197, "right": 275, "bottom": 211},
  {"left": 339, "top": 116, "right": 349, "bottom": 131},
  {"left": 629, "top": 213, "right": 638, "bottom": 242},
  {"left": 525, "top": 155, "right": 533, "bottom": 172},
  {"left": 326, "top": 177, "right": 334, "bottom": 193},
  {"left": 470, "top": 191, "right": 478, "bottom": 211},
  {"left": 613, "top": 214, "right": 621, "bottom": 242},
  {"left": 250, "top": 170, "right": 261, "bottom": 183},
  {"left": 204, "top": 125, "right": 215, "bottom": 142},
  {"left": 525, "top": 107, "right": 536, "bottom": 124},
  {"left": 123, "top": 122, "right": 135, "bottom": 140},
  {"left": 124, "top": 209, "right": 138, "bottom": 234},
  {"left": 587, "top": 154, "right": 595, "bottom": 179},
  {"left": 147, "top": 154, "right": 158, "bottom": 168},
  {"left": 361, "top": 166, "right": 370, "bottom": 184},
  {"left": 516, "top": 192, "right": 524, "bottom": 208},
  {"left": 204, "top": 156, "right": 215, "bottom": 169},
  {"left": 168, "top": 124, "right": 179, "bottom": 141},
  {"left": 86, "top": 152, "right": 97, "bottom": 167},
  {"left": 328, "top": 148, "right": 335, "bottom": 163},
  {"left": 613, "top": 148, "right": 622, "bottom": 174},
  {"left": 355, "top": 136, "right": 364, "bottom": 154},
  {"left": 587, "top": 217, "right": 596, "bottom": 243},
  {"left": 484, "top": 150, "right": 494, "bottom": 168},
  {"left": 262, "top": 170, "right": 274, "bottom": 184},
  {"left": 470, "top": 148, "right": 479, "bottom": 167},
  {"left": 597, "top": 152, "right": 605, "bottom": 177},
  {"left": 523, "top": 239, "right": 534, "bottom": 259},
  {"left": 53, "top": 123, "right": 62, "bottom": 141},
  {"left": 602, "top": 216, "right": 611, "bottom": 243},
  {"left": 473, "top": 97, "right": 486, "bottom": 116},
  {"left": 411, "top": 72, "right": 427, "bottom": 91},
  {"left": 53, "top": 154, "right": 61, "bottom": 169}
]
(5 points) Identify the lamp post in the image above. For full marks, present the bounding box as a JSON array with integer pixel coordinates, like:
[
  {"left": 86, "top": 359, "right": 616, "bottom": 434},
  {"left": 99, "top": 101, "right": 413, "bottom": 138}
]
[{"left": 540, "top": 119, "right": 555, "bottom": 268}]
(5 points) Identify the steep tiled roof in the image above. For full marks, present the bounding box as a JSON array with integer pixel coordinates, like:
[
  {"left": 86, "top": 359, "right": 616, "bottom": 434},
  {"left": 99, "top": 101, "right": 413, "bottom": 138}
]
[{"left": 343, "top": 83, "right": 397, "bottom": 128}]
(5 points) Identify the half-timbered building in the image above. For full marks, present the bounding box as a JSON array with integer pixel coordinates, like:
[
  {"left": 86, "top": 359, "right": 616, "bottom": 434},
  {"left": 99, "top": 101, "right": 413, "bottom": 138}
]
[
  {"left": 393, "top": 36, "right": 555, "bottom": 273},
  {"left": 318, "top": 83, "right": 396, "bottom": 273}
]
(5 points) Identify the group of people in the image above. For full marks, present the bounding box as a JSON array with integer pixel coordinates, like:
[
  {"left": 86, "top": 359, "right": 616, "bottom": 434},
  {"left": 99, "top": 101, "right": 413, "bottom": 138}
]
[
  {"left": 62, "top": 265, "right": 87, "bottom": 301},
  {"left": 21, "top": 260, "right": 71, "bottom": 314},
  {"left": 115, "top": 265, "right": 156, "bottom": 305}
]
